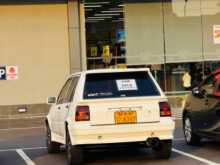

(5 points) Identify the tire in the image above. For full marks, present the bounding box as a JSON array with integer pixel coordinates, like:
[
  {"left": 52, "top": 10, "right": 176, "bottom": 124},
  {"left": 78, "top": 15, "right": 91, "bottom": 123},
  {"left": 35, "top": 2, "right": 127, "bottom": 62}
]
[
  {"left": 183, "top": 115, "right": 201, "bottom": 145},
  {"left": 46, "top": 124, "right": 60, "bottom": 153},
  {"left": 66, "top": 131, "right": 83, "bottom": 165},
  {"left": 153, "top": 140, "right": 172, "bottom": 159}
]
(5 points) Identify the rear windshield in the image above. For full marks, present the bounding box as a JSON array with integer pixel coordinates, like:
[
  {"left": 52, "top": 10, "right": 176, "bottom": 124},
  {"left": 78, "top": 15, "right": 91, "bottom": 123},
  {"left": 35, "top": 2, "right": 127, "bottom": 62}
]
[{"left": 83, "top": 71, "right": 160, "bottom": 99}]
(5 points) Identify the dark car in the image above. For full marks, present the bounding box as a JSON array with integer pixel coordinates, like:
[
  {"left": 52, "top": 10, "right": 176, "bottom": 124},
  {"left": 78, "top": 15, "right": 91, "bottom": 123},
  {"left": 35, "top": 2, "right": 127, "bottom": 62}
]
[{"left": 183, "top": 69, "right": 220, "bottom": 145}]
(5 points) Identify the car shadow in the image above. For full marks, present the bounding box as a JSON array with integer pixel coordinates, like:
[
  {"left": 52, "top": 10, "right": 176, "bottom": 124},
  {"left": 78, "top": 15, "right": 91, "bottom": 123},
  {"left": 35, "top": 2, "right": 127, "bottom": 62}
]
[{"left": 84, "top": 146, "right": 157, "bottom": 165}]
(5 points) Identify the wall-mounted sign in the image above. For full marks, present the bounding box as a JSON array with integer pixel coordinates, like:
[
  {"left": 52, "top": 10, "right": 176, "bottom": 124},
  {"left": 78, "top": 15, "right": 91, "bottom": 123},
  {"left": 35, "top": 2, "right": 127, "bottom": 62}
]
[
  {"left": 0, "top": 65, "right": 18, "bottom": 80},
  {"left": 0, "top": 66, "right": 6, "bottom": 80},
  {"left": 7, "top": 66, "right": 18, "bottom": 80},
  {"left": 213, "top": 25, "right": 220, "bottom": 44}
]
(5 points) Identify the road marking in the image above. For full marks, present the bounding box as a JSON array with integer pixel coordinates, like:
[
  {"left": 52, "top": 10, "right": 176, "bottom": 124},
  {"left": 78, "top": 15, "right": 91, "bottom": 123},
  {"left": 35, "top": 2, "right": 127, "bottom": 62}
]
[
  {"left": 172, "top": 148, "right": 219, "bottom": 165},
  {"left": 0, "top": 127, "right": 44, "bottom": 131},
  {"left": 0, "top": 147, "right": 46, "bottom": 152},
  {"left": 16, "top": 149, "right": 36, "bottom": 165},
  {"left": 2, "top": 145, "right": 219, "bottom": 165}
]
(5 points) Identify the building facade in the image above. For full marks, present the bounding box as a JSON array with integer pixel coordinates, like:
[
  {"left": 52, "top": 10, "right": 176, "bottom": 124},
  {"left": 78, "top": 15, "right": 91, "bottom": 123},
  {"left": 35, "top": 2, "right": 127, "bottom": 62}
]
[{"left": 0, "top": 0, "right": 220, "bottom": 117}]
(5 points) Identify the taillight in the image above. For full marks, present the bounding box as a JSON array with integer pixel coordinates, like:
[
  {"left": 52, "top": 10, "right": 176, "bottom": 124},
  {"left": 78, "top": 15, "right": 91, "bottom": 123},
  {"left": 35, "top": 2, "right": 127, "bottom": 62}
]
[
  {"left": 159, "top": 102, "right": 172, "bottom": 117},
  {"left": 75, "top": 106, "right": 90, "bottom": 121}
]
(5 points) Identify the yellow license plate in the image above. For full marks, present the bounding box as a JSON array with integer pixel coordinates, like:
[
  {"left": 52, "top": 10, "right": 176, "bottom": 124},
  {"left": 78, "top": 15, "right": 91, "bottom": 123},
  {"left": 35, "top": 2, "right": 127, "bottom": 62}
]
[{"left": 115, "top": 111, "right": 137, "bottom": 124}]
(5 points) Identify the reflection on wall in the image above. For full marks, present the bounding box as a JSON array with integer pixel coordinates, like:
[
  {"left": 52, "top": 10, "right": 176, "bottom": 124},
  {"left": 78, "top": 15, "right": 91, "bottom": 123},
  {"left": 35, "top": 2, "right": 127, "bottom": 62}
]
[
  {"left": 125, "top": 3, "right": 165, "bottom": 65},
  {"left": 164, "top": 2, "right": 203, "bottom": 63},
  {"left": 172, "top": 0, "right": 220, "bottom": 17},
  {"left": 125, "top": 0, "right": 220, "bottom": 66}
]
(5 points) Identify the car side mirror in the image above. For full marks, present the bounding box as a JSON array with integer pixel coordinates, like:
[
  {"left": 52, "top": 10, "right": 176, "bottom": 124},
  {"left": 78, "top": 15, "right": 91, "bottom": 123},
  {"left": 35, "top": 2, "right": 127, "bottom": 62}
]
[
  {"left": 47, "top": 96, "right": 56, "bottom": 104},
  {"left": 192, "top": 87, "right": 205, "bottom": 98}
]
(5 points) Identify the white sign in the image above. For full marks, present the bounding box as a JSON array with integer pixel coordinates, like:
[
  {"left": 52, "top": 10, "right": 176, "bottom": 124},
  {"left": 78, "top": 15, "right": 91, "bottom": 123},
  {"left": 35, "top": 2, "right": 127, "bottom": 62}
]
[
  {"left": 116, "top": 79, "right": 138, "bottom": 91},
  {"left": 213, "top": 25, "right": 220, "bottom": 44},
  {"left": 6, "top": 66, "right": 18, "bottom": 80}
]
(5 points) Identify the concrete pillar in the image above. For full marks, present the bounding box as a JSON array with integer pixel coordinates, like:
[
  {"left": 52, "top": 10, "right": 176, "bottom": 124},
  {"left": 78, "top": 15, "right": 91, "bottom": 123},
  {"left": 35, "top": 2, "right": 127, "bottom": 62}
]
[{"left": 67, "top": 0, "right": 87, "bottom": 73}]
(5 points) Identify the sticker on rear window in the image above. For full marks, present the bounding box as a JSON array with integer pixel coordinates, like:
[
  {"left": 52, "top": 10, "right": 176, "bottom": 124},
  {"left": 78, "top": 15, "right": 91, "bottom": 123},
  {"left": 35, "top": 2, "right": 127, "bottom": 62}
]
[{"left": 116, "top": 79, "right": 138, "bottom": 91}]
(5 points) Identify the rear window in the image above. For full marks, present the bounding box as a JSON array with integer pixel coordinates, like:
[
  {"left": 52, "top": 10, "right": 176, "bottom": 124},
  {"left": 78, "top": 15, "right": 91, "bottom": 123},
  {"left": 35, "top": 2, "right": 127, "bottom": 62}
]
[{"left": 83, "top": 71, "right": 160, "bottom": 99}]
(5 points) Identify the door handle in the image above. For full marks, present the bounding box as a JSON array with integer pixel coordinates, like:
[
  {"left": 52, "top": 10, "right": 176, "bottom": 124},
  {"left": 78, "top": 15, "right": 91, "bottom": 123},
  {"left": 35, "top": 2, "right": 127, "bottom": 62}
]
[{"left": 58, "top": 106, "right": 61, "bottom": 110}]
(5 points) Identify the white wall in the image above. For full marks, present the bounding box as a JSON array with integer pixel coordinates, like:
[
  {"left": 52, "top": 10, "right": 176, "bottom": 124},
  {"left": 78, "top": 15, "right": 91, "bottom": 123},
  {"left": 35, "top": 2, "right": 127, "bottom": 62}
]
[{"left": 0, "top": 4, "right": 70, "bottom": 105}]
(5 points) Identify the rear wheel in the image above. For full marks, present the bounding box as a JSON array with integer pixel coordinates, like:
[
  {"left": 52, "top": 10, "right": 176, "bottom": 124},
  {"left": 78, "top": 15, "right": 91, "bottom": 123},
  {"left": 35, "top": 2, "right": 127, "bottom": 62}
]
[
  {"left": 183, "top": 115, "right": 201, "bottom": 145},
  {"left": 66, "top": 131, "right": 83, "bottom": 165},
  {"left": 46, "top": 124, "right": 60, "bottom": 153},
  {"left": 153, "top": 140, "right": 172, "bottom": 159}
]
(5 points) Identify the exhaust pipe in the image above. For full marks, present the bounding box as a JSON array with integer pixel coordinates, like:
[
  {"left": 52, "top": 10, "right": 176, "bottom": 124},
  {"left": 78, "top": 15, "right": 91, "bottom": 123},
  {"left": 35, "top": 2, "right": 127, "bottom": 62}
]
[{"left": 146, "top": 138, "right": 161, "bottom": 149}]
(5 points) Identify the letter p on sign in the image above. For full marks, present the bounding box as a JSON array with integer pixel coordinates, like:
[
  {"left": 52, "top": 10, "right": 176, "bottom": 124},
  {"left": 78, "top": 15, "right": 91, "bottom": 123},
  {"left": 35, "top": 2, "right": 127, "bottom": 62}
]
[{"left": 0, "top": 66, "right": 6, "bottom": 80}]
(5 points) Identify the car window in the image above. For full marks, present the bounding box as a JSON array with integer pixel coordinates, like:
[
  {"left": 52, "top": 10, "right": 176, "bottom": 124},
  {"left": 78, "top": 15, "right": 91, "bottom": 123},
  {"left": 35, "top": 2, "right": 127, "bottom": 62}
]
[
  {"left": 83, "top": 71, "right": 160, "bottom": 99},
  {"left": 66, "top": 77, "right": 79, "bottom": 102},
  {"left": 57, "top": 79, "right": 72, "bottom": 104}
]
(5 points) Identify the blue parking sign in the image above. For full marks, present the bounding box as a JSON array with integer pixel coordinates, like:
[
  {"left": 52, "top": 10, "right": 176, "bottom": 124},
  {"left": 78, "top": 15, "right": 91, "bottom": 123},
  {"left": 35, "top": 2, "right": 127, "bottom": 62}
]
[{"left": 0, "top": 66, "right": 6, "bottom": 80}]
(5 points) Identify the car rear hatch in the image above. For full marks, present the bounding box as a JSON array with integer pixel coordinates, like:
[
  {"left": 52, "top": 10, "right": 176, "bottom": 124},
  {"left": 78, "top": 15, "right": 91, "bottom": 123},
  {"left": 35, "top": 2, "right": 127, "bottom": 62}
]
[
  {"left": 81, "top": 70, "right": 163, "bottom": 126},
  {"left": 79, "top": 97, "right": 161, "bottom": 126}
]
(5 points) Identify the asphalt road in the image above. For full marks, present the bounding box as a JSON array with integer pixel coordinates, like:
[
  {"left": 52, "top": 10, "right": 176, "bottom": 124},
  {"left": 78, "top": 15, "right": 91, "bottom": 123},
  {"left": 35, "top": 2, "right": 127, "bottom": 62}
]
[{"left": 0, "top": 120, "right": 220, "bottom": 165}]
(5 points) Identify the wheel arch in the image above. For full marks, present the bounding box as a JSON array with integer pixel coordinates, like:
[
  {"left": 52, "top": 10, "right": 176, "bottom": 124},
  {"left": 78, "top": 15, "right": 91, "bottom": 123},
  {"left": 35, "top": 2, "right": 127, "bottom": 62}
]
[
  {"left": 45, "top": 117, "right": 50, "bottom": 128},
  {"left": 45, "top": 117, "right": 53, "bottom": 139},
  {"left": 65, "top": 120, "right": 76, "bottom": 146}
]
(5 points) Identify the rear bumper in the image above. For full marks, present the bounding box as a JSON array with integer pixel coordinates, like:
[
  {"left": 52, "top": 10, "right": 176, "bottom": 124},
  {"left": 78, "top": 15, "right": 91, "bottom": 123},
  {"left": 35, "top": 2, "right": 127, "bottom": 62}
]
[{"left": 68, "top": 119, "right": 175, "bottom": 145}]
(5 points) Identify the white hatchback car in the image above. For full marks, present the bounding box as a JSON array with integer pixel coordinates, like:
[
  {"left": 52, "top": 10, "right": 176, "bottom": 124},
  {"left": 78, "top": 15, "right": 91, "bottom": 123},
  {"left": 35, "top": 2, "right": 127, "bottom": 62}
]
[{"left": 45, "top": 68, "right": 175, "bottom": 165}]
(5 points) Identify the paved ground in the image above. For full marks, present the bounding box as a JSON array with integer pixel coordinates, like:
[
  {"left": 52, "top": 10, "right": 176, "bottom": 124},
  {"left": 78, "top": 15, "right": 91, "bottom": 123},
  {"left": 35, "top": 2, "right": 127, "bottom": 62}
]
[{"left": 0, "top": 120, "right": 220, "bottom": 165}]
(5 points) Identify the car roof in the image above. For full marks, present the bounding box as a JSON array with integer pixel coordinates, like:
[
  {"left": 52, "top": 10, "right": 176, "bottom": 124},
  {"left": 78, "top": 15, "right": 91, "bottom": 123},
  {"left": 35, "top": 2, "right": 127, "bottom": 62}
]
[{"left": 69, "top": 68, "right": 150, "bottom": 77}]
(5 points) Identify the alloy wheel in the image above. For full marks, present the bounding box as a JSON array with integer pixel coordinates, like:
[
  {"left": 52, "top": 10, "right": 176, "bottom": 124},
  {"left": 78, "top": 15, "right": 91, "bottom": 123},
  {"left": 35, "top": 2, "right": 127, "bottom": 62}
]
[{"left": 184, "top": 117, "right": 192, "bottom": 143}]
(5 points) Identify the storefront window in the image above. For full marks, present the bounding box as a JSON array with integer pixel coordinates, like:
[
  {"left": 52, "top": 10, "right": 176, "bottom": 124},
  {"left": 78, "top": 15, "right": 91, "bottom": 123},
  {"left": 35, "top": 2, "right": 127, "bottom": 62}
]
[
  {"left": 83, "top": 0, "right": 220, "bottom": 93},
  {"left": 165, "top": 62, "right": 204, "bottom": 92},
  {"left": 205, "top": 61, "right": 220, "bottom": 74},
  {"left": 85, "top": 0, "right": 126, "bottom": 70}
]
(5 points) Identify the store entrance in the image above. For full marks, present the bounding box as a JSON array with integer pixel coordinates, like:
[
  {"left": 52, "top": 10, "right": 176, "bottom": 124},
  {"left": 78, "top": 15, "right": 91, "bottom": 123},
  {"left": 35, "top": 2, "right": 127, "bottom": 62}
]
[{"left": 84, "top": 0, "right": 126, "bottom": 70}]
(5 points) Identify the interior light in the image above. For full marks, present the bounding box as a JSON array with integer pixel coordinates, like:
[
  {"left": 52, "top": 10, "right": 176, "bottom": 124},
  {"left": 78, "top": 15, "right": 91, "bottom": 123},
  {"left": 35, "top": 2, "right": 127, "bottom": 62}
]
[
  {"left": 84, "top": 2, "right": 110, "bottom": 5},
  {"left": 85, "top": 9, "right": 93, "bottom": 11},
  {"left": 112, "top": 20, "right": 124, "bottom": 22},
  {"left": 86, "top": 18, "right": 105, "bottom": 21},
  {"left": 88, "top": 16, "right": 112, "bottom": 19},
  {"left": 86, "top": 20, "right": 99, "bottom": 23},
  {"left": 84, "top": 5, "right": 102, "bottom": 8},
  {"left": 101, "top": 10, "right": 123, "bottom": 13},
  {"left": 95, "top": 13, "right": 120, "bottom": 16}
]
